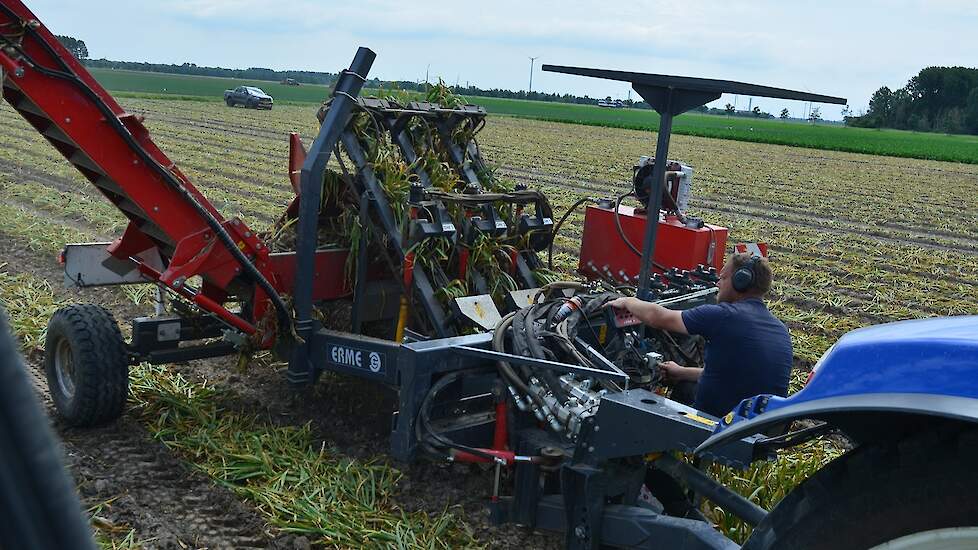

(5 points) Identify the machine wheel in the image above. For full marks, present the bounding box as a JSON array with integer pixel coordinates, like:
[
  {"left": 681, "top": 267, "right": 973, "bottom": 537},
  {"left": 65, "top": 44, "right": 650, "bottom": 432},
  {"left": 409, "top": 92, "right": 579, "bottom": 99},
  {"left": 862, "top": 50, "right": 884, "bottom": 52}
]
[
  {"left": 744, "top": 425, "right": 978, "bottom": 550},
  {"left": 43, "top": 304, "right": 129, "bottom": 427},
  {"left": 226, "top": 98, "right": 235, "bottom": 107}
]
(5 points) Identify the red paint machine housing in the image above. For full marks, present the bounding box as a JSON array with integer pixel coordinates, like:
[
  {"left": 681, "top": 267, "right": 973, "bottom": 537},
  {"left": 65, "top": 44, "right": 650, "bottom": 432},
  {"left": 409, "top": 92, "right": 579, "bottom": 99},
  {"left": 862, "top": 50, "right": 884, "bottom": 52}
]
[{"left": 578, "top": 204, "right": 727, "bottom": 283}]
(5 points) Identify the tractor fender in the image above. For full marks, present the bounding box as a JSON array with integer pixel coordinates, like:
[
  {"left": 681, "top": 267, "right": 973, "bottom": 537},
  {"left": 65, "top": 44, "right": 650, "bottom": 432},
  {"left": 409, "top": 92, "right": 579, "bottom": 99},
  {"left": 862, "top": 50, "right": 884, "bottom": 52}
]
[{"left": 697, "top": 315, "right": 978, "bottom": 454}]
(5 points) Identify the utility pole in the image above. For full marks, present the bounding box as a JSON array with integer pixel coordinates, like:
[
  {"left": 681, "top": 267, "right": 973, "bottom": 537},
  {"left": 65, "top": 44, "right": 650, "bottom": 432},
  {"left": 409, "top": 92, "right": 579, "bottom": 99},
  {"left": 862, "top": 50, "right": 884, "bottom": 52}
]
[{"left": 528, "top": 56, "right": 539, "bottom": 93}]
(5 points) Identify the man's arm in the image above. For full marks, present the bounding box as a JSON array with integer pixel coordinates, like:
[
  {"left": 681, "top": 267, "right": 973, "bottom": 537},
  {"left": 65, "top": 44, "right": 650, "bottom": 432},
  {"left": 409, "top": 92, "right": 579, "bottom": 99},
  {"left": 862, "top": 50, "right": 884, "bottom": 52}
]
[{"left": 604, "top": 297, "right": 688, "bottom": 334}]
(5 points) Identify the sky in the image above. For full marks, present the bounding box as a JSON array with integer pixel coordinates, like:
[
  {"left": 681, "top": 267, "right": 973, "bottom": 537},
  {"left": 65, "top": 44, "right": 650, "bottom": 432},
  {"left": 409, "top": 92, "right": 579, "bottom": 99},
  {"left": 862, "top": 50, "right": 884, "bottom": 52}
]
[{"left": 23, "top": 0, "right": 978, "bottom": 120}]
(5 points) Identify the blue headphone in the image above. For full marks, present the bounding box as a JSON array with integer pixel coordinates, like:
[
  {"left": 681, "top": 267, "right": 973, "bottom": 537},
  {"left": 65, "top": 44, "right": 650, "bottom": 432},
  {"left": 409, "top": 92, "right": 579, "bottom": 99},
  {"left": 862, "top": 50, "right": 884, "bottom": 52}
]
[{"left": 732, "top": 257, "right": 759, "bottom": 293}]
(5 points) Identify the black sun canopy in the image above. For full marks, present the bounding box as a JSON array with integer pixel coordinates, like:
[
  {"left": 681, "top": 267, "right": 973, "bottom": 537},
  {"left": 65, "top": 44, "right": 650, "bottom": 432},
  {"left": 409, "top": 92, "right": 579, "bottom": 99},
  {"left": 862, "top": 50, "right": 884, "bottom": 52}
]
[{"left": 542, "top": 65, "right": 847, "bottom": 115}]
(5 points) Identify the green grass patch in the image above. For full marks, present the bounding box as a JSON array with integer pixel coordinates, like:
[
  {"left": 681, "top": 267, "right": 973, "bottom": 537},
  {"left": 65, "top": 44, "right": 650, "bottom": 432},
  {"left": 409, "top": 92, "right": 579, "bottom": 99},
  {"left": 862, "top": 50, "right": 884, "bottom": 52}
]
[
  {"left": 0, "top": 265, "right": 60, "bottom": 351},
  {"left": 129, "top": 363, "right": 478, "bottom": 548},
  {"left": 88, "top": 68, "right": 978, "bottom": 164},
  {"left": 90, "top": 68, "right": 335, "bottom": 104},
  {"left": 709, "top": 439, "right": 842, "bottom": 543}
]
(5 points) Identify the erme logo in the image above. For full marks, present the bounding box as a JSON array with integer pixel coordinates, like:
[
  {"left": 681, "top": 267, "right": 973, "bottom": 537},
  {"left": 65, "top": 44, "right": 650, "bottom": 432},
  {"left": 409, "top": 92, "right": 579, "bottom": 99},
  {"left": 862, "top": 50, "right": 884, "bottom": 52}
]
[
  {"left": 328, "top": 344, "right": 384, "bottom": 374},
  {"left": 331, "top": 346, "right": 362, "bottom": 368}
]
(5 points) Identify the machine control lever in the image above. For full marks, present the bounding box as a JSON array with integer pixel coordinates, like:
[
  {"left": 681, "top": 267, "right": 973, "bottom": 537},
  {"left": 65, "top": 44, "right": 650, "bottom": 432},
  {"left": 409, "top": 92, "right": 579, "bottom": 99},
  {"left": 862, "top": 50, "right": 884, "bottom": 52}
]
[{"left": 607, "top": 306, "right": 642, "bottom": 329}]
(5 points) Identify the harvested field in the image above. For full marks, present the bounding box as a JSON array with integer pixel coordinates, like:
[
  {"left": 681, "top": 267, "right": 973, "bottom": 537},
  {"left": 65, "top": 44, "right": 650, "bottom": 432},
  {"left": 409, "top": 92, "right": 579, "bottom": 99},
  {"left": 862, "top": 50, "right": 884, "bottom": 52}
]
[{"left": 1, "top": 97, "right": 976, "bottom": 547}]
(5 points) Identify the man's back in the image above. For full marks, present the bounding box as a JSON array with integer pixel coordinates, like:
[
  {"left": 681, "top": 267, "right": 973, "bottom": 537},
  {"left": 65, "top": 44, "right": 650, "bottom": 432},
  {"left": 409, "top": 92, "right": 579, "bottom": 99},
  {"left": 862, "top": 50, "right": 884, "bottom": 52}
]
[{"left": 681, "top": 298, "right": 793, "bottom": 417}]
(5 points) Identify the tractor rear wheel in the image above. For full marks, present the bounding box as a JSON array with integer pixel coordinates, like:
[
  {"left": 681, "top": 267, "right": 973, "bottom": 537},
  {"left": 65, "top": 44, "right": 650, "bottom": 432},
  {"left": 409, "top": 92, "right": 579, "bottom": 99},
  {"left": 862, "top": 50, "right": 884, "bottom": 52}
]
[
  {"left": 43, "top": 304, "right": 129, "bottom": 427},
  {"left": 744, "top": 425, "right": 978, "bottom": 550}
]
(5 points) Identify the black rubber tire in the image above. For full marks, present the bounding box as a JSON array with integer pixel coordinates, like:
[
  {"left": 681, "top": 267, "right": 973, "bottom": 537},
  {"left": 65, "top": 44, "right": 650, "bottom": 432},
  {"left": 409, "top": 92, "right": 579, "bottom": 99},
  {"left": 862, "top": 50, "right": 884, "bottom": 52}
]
[
  {"left": 43, "top": 304, "right": 128, "bottom": 427},
  {"left": 226, "top": 98, "right": 235, "bottom": 107},
  {"left": 744, "top": 425, "right": 978, "bottom": 550}
]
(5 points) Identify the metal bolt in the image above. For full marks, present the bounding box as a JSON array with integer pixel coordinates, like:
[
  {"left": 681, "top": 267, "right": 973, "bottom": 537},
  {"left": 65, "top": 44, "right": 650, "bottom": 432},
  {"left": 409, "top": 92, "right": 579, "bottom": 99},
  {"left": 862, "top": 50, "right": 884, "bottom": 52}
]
[
  {"left": 64, "top": 117, "right": 71, "bottom": 124},
  {"left": 594, "top": 425, "right": 600, "bottom": 431},
  {"left": 27, "top": 20, "right": 41, "bottom": 29},
  {"left": 575, "top": 526, "right": 587, "bottom": 539},
  {"left": 243, "top": 231, "right": 252, "bottom": 238},
  {"left": 588, "top": 446, "right": 595, "bottom": 452},
  {"left": 152, "top": 206, "right": 159, "bottom": 212},
  {"left": 203, "top": 233, "right": 211, "bottom": 240},
  {"left": 13, "top": 67, "right": 24, "bottom": 78}
]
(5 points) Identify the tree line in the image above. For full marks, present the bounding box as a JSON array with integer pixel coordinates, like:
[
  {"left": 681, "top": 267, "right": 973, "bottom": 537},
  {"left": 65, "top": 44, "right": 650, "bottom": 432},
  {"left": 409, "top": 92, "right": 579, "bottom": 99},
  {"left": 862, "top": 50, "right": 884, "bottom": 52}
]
[{"left": 849, "top": 66, "right": 978, "bottom": 135}]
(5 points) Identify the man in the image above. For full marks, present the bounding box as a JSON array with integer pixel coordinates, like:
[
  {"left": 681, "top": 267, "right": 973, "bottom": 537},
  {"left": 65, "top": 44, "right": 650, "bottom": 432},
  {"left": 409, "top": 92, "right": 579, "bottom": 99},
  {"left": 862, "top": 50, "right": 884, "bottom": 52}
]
[
  {"left": 606, "top": 253, "right": 793, "bottom": 521},
  {"left": 605, "top": 253, "right": 792, "bottom": 417}
]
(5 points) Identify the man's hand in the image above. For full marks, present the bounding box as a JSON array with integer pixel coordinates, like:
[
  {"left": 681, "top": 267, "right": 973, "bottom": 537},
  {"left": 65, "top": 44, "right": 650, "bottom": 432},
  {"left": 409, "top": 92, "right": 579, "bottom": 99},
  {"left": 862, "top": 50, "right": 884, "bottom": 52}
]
[
  {"left": 658, "top": 360, "right": 685, "bottom": 384},
  {"left": 658, "top": 361, "right": 703, "bottom": 384},
  {"left": 604, "top": 296, "right": 637, "bottom": 312}
]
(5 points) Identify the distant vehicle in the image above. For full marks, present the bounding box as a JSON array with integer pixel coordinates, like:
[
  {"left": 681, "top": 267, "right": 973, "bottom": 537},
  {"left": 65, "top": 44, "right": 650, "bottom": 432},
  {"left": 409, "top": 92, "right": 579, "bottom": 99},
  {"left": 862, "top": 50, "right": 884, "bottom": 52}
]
[
  {"left": 281, "top": 78, "right": 300, "bottom": 86},
  {"left": 597, "top": 98, "right": 624, "bottom": 108},
  {"left": 224, "top": 86, "right": 274, "bottom": 109}
]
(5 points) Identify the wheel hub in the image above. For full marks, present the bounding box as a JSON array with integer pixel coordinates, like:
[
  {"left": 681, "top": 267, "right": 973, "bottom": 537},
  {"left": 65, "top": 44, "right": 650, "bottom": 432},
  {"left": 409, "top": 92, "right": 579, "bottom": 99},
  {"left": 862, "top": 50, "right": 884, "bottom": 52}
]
[{"left": 54, "top": 338, "right": 76, "bottom": 399}]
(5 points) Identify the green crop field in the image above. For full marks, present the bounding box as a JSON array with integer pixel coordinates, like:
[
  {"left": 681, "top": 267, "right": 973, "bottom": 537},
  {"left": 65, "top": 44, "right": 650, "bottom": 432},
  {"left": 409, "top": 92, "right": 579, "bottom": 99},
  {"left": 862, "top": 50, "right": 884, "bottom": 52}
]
[{"left": 89, "top": 68, "right": 978, "bottom": 165}]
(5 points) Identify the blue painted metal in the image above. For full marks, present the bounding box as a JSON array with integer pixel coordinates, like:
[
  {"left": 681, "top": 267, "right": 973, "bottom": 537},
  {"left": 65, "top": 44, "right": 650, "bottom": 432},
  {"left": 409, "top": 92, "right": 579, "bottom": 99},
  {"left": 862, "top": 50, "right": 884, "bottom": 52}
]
[{"left": 696, "top": 316, "right": 978, "bottom": 454}]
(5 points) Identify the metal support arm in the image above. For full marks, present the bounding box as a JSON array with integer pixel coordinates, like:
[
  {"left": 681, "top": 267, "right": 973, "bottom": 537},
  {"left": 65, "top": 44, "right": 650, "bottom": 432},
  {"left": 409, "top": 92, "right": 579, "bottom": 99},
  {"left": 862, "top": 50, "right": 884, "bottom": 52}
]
[{"left": 289, "top": 47, "right": 375, "bottom": 385}]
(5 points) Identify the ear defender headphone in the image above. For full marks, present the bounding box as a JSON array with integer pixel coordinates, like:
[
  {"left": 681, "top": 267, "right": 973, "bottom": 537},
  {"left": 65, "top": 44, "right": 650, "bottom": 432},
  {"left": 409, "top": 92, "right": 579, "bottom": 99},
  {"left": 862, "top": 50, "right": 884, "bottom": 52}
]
[{"left": 732, "top": 256, "right": 759, "bottom": 293}]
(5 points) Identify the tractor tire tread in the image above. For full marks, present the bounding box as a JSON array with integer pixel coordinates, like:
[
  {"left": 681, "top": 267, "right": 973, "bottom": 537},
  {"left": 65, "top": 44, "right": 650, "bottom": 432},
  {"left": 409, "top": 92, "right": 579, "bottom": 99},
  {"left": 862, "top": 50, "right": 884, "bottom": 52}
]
[
  {"left": 745, "top": 424, "right": 978, "bottom": 550},
  {"left": 44, "top": 304, "right": 128, "bottom": 427}
]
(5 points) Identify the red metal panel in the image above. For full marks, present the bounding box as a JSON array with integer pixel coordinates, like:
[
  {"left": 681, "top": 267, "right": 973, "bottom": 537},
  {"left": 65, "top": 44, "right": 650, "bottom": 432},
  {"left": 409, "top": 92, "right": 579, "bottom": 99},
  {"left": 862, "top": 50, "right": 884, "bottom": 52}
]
[
  {"left": 578, "top": 205, "right": 727, "bottom": 281},
  {"left": 268, "top": 249, "right": 351, "bottom": 301}
]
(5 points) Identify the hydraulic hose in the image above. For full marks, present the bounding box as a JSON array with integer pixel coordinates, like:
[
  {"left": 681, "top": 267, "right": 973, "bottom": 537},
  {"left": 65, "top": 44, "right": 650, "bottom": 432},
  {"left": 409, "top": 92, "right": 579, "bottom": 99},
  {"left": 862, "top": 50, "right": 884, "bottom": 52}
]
[
  {"left": 532, "top": 280, "right": 587, "bottom": 305},
  {"left": 416, "top": 369, "right": 501, "bottom": 462},
  {"left": 615, "top": 192, "right": 667, "bottom": 272},
  {"left": 492, "top": 312, "right": 529, "bottom": 394},
  {"left": 547, "top": 197, "right": 593, "bottom": 269},
  {"left": 0, "top": 16, "right": 294, "bottom": 338}
]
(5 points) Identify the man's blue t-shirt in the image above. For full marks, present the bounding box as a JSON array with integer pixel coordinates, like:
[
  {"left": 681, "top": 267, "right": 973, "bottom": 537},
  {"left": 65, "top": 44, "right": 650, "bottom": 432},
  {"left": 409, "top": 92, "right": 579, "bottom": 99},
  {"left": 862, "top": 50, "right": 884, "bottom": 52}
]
[{"left": 680, "top": 298, "right": 792, "bottom": 417}]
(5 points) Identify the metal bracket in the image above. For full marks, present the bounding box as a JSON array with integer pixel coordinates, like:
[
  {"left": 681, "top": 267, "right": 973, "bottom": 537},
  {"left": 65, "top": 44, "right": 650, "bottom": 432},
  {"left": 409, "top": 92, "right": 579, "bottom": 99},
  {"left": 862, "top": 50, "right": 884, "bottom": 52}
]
[
  {"left": 62, "top": 241, "right": 162, "bottom": 288},
  {"left": 454, "top": 295, "right": 503, "bottom": 330},
  {"left": 452, "top": 345, "right": 629, "bottom": 384}
]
